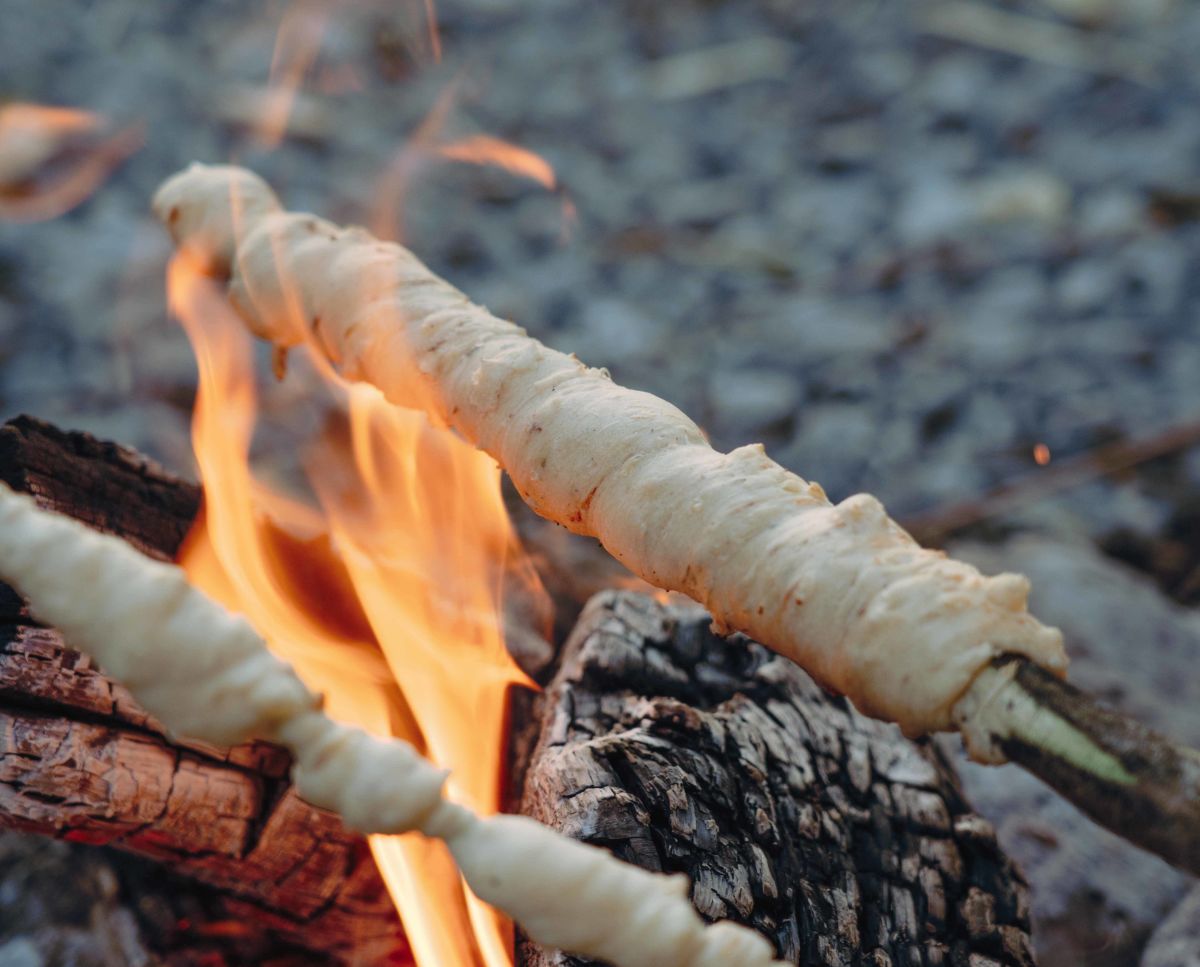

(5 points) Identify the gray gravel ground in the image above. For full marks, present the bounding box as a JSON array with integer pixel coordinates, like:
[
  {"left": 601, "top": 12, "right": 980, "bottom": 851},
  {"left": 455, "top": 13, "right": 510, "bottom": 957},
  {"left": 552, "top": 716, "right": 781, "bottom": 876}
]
[
  {"left": 1, "top": 0, "right": 1199, "bottom": 964},
  {"left": 3, "top": 0, "right": 1199, "bottom": 527}
]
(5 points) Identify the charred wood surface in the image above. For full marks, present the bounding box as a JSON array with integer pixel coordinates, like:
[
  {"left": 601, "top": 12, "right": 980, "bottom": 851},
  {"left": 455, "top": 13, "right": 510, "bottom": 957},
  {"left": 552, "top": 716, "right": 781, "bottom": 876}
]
[
  {"left": 517, "top": 591, "right": 1036, "bottom": 967},
  {"left": 0, "top": 415, "right": 405, "bottom": 965},
  {"left": 0, "top": 413, "right": 200, "bottom": 563}
]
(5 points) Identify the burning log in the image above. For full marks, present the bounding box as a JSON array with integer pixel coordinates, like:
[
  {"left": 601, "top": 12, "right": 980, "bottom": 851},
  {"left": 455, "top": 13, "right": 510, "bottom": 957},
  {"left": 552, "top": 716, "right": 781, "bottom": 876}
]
[
  {"left": 0, "top": 416, "right": 407, "bottom": 964},
  {"left": 0, "top": 416, "right": 1040, "bottom": 964},
  {"left": 151, "top": 163, "right": 1200, "bottom": 878}
]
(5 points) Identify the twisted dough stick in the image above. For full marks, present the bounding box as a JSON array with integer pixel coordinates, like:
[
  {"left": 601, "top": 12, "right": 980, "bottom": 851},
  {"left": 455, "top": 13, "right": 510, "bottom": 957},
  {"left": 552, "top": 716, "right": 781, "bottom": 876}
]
[
  {"left": 0, "top": 483, "right": 783, "bottom": 967},
  {"left": 154, "top": 164, "right": 1066, "bottom": 739}
]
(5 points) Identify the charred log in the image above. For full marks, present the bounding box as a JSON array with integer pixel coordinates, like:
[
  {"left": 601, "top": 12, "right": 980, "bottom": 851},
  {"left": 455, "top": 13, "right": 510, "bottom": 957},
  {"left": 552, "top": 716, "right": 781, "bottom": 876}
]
[{"left": 516, "top": 591, "right": 1036, "bottom": 967}]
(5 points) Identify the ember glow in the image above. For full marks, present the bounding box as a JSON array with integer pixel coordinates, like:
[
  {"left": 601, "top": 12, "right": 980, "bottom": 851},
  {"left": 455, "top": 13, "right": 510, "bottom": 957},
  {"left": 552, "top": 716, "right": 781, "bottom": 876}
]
[
  {"left": 0, "top": 102, "right": 142, "bottom": 222},
  {"left": 168, "top": 248, "right": 543, "bottom": 966},
  {"left": 1033, "top": 442, "right": 1051, "bottom": 465}
]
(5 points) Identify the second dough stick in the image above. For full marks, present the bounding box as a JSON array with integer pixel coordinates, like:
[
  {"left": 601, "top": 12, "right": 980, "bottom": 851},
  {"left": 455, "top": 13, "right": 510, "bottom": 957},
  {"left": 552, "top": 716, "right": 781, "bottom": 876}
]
[{"left": 154, "top": 163, "right": 1067, "bottom": 740}]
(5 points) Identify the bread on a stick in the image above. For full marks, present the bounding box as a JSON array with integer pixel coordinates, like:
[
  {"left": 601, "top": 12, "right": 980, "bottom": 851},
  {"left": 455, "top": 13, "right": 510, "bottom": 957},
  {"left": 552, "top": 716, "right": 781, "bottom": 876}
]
[{"left": 154, "top": 163, "right": 1067, "bottom": 739}]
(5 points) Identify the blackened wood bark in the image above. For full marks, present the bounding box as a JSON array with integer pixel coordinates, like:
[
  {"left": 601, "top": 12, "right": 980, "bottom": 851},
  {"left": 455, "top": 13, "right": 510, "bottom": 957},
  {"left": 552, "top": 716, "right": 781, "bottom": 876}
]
[
  {"left": 0, "top": 414, "right": 200, "bottom": 563},
  {"left": 0, "top": 415, "right": 406, "bottom": 965},
  {"left": 517, "top": 592, "right": 1036, "bottom": 967}
]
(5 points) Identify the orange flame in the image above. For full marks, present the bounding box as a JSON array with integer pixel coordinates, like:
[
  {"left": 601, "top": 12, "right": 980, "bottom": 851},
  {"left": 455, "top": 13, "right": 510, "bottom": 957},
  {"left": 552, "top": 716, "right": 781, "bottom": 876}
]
[
  {"left": 423, "top": 0, "right": 442, "bottom": 64},
  {"left": 371, "top": 89, "right": 567, "bottom": 243},
  {"left": 369, "top": 81, "right": 460, "bottom": 241},
  {"left": 0, "top": 103, "right": 142, "bottom": 222},
  {"left": 253, "top": 3, "right": 330, "bottom": 147},
  {"left": 435, "top": 134, "right": 557, "bottom": 190},
  {"left": 367, "top": 72, "right": 571, "bottom": 243},
  {"left": 168, "top": 248, "right": 543, "bottom": 966},
  {"left": 248, "top": 0, "right": 442, "bottom": 147},
  {"left": 1033, "top": 443, "right": 1051, "bottom": 465},
  {"left": 433, "top": 133, "right": 576, "bottom": 241}
]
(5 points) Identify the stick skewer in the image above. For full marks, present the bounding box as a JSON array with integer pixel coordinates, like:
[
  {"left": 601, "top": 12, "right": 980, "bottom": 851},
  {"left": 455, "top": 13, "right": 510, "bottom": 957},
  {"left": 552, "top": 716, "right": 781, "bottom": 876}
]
[{"left": 955, "top": 656, "right": 1200, "bottom": 875}]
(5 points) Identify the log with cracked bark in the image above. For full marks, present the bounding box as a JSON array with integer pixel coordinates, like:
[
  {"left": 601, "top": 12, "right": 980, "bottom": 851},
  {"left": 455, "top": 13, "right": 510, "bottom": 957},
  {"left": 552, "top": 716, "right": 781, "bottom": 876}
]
[
  {"left": 516, "top": 591, "right": 1036, "bottom": 967},
  {"left": 0, "top": 415, "right": 1035, "bottom": 965},
  {"left": 0, "top": 415, "right": 407, "bottom": 965}
]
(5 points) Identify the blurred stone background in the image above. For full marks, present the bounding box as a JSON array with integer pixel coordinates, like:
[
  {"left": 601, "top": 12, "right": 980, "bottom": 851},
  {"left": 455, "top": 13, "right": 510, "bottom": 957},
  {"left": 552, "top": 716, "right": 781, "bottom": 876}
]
[{"left": 1, "top": 0, "right": 1198, "bottom": 964}]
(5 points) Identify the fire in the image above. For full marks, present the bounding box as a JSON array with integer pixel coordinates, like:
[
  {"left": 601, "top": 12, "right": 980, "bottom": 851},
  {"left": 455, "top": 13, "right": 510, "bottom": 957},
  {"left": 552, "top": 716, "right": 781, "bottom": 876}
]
[
  {"left": 253, "top": 2, "right": 330, "bottom": 147},
  {"left": 369, "top": 81, "right": 459, "bottom": 241},
  {"left": 369, "top": 82, "right": 568, "bottom": 243},
  {"left": 423, "top": 0, "right": 442, "bottom": 63},
  {"left": 245, "top": 0, "right": 442, "bottom": 147},
  {"left": 1033, "top": 442, "right": 1051, "bottom": 465},
  {"left": 168, "top": 248, "right": 543, "bottom": 966},
  {"left": 0, "top": 102, "right": 142, "bottom": 222},
  {"left": 436, "top": 134, "right": 557, "bottom": 190}
]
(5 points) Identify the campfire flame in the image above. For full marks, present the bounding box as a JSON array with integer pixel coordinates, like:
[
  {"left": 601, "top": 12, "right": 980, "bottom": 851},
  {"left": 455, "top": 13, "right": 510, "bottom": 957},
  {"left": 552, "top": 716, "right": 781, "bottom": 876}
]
[
  {"left": 423, "top": 0, "right": 442, "bottom": 63},
  {"left": 0, "top": 102, "right": 142, "bottom": 222},
  {"left": 161, "top": 8, "right": 573, "bottom": 959},
  {"left": 253, "top": 2, "right": 331, "bottom": 147},
  {"left": 436, "top": 134, "right": 557, "bottom": 190},
  {"left": 168, "top": 243, "right": 544, "bottom": 965},
  {"left": 369, "top": 82, "right": 568, "bottom": 243}
]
